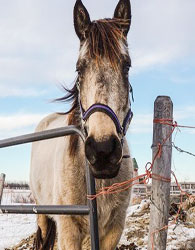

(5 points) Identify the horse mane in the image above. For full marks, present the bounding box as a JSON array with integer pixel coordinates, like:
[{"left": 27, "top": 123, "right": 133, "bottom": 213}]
[
  {"left": 57, "top": 18, "right": 129, "bottom": 156},
  {"left": 55, "top": 83, "right": 81, "bottom": 156},
  {"left": 56, "top": 83, "right": 79, "bottom": 115}
]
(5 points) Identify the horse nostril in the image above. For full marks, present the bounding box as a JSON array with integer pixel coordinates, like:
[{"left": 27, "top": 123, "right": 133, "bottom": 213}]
[
  {"left": 85, "top": 135, "right": 122, "bottom": 166},
  {"left": 85, "top": 137, "right": 97, "bottom": 165},
  {"left": 109, "top": 136, "right": 122, "bottom": 164}
]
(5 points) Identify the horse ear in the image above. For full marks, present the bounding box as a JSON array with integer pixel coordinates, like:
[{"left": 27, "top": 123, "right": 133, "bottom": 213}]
[
  {"left": 74, "top": 0, "right": 91, "bottom": 40},
  {"left": 113, "top": 0, "right": 131, "bottom": 35}
]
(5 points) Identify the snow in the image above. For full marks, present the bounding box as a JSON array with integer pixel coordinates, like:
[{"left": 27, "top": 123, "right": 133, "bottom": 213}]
[
  {"left": 0, "top": 191, "right": 195, "bottom": 249},
  {"left": 118, "top": 199, "right": 195, "bottom": 250},
  {"left": 0, "top": 214, "right": 36, "bottom": 249},
  {"left": 0, "top": 189, "right": 36, "bottom": 250},
  {"left": 166, "top": 224, "right": 195, "bottom": 250}
]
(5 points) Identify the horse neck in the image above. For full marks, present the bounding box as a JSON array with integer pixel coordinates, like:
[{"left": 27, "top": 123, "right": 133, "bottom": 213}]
[{"left": 67, "top": 106, "right": 83, "bottom": 157}]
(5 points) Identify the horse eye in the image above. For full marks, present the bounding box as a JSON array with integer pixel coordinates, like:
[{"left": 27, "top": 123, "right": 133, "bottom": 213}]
[
  {"left": 76, "top": 69, "right": 81, "bottom": 75},
  {"left": 76, "top": 70, "right": 82, "bottom": 78},
  {"left": 124, "top": 65, "right": 130, "bottom": 76},
  {"left": 77, "top": 69, "right": 84, "bottom": 79}
]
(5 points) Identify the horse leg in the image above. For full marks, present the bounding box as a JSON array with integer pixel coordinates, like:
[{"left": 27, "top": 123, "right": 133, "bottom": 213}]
[
  {"left": 35, "top": 214, "right": 48, "bottom": 249},
  {"left": 81, "top": 235, "right": 91, "bottom": 250},
  {"left": 38, "top": 214, "right": 48, "bottom": 239},
  {"left": 100, "top": 225, "right": 123, "bottom": 250},
  {"left": 57, "top": 216, "right": 82, "bottom": 250},
  {"left": 35, "top": 214, "right": 56, "bottom": 249}
]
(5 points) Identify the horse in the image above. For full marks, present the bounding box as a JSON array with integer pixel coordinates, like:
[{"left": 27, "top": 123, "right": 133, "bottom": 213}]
[{"left": 30, "top": 0, "right": 133, "bottom": 249}]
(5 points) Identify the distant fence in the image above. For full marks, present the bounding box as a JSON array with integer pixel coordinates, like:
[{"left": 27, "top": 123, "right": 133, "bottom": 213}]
[
  {"left": 132, "top": 182, "right": 195, "bottom": 198},
  {"left": 2, "top": 189, "right": 34, "bottom": 204},
  {"left": 0, "top": 173, "right": 5, "bottom": 204},
  {"left": 4, "top": 182, "right": 30, "bottom": 190}
]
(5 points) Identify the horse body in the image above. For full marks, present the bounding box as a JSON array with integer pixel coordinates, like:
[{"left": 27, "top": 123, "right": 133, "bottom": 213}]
[
  {"left": 30, "top": 113, "right": 132, "bottom": 249},
  {"left": 30, "top": 0, "right": 133, "bottom": 249}
]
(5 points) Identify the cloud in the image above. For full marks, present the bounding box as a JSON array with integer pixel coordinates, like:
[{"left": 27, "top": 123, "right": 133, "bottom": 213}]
[
  {"left": 0, "top": 0, "right": 194, "bottom": 94},
  {"left": 174, "top": 106, "right": 195, "bottom": 121},
  {"left": 170, "top": 76, "right": 195, "bottom": 85},
  {"left": 0, "top": 0, "right": 78, "bottom": 92},
  {"left": 0, "top": 86, "right": 47, "bottom": 98},
  {"left": 0, "top": 113, "right": 47, "bottom": 139},
  {"left": 130, "top": 0, "right": 195, "bottom": 72},
  {"left": 127, "top": 105, "right": 195, "bottom": 135},
  {"left": 128, "top": 113, "right": 153, "bottom": 134},
  {"left": 131, "top": 47, "right": 180, "bottom": 73}
]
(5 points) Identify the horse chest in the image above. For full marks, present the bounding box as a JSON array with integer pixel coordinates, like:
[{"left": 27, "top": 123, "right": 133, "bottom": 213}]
[{"left": 97, "top": 195, "right": 119, "bottom": 229}]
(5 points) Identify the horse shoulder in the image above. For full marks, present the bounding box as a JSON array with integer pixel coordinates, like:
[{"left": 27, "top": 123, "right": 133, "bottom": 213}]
[{"left": 30, "top": 113, "right": 69, "bottom": 205}]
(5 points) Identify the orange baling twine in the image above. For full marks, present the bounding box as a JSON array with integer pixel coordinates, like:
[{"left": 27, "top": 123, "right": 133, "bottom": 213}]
[{"left": 87, "top": 118, "right": 195, "bottom": 250}]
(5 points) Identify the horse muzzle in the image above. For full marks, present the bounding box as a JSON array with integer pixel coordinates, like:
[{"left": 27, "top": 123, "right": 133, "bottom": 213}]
[{"left": 85, "top": 135, "right": 122, "bottom": 179}]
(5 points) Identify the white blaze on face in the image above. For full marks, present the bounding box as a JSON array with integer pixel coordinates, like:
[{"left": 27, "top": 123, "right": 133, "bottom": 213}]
[
  {"left": 79, "top": 41, "right": 88, "bottom": 60},
  {"left": 119, "top": 40, "right": 129, "bottom": 56}
]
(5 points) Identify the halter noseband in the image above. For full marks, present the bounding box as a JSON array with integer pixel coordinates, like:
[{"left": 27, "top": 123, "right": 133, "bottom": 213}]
[{"left": 80, "top": 102, "right": 133, "bottom": 137}]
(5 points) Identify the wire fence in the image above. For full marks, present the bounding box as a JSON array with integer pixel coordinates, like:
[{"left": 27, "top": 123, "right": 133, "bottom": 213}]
[{"left": 172, "top": 142, "right": 195, "bottom": 158}]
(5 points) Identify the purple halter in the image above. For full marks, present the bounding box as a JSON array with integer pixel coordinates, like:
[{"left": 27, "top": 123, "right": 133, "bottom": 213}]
[{"left": 80, "top": 102, "right": 133, "bottom": 136}]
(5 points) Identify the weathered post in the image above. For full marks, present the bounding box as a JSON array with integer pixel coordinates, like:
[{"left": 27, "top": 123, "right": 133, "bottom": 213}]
[
  {"left": 0, "top": 173, "right": 6, "bottom": 204},
  {"left": 148, "top": 96, "right": 173, "bottom": 250}
]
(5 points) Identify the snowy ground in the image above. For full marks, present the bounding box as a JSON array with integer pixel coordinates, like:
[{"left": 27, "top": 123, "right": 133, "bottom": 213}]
[
  {"left": 0, "top": 189, "right": 36, "bottom": 250},
  {"left": 118, "top": 200, "right": 195, "bottom": 250},
  {"left": 0, "top": 214, "right": 36, "bottom": 249},
  {"left": 0, "top": 190, "right": 195, "bottom": 249}
]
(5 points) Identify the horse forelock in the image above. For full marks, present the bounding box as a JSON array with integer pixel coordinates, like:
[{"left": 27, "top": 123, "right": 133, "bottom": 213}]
[{"left": 79, "top": 18, "right": 130, "bottom": 70}]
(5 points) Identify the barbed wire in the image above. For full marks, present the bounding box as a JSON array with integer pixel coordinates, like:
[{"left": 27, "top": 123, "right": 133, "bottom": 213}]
[{"left": 172, "top": 142, "right": 195, "bottom": 157}]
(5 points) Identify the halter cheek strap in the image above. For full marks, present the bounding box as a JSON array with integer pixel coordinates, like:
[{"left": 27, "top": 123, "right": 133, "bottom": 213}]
[
  {"left": 80, "top": 102, "right": 133, "bottom": 136},
  {"left": 122, "top": 109, "right": 133, "bottom": 135}
]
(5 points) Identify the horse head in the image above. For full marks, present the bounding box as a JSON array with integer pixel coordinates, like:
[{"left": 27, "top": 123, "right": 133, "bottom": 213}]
[{"left": 74, "top": 0, "right": 132, "bottom": 179}]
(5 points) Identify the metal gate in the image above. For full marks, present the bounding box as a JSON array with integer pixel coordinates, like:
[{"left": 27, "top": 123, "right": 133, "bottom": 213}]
[{"left": 0, "top": 125, "right": 99, "bottom": 249}]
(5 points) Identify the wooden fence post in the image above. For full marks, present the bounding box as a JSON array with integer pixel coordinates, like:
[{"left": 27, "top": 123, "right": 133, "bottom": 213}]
[
  {"left": 0, "top": 173, "right": 6, "bottom": 204},
  {"left": 148, "top": 96, "right": 173, "bottom": 250}
]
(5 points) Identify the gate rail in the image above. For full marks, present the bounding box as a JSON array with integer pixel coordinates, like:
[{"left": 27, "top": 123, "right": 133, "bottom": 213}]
[{"left": 0, "top": 125, "right": 99, "bottom": 250}]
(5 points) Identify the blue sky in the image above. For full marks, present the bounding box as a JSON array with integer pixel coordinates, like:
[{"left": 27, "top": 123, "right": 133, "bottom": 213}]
[{"left": 0, "top": 0, "right": 195, "bottom": 182}]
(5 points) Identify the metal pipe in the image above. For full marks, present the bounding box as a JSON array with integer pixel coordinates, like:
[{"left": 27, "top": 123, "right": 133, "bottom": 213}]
[
  {"left": 85, "top": 161, "right": 100, "bottom": 250},
  {"left": 0, "top": 205, "right": 90, "bottom": 215},
  {"left": 0, "top": 125, "right": 85, "bottom": 148}
]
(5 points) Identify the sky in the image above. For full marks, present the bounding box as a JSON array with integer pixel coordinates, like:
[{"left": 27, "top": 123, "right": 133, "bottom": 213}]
[{"left": 0, "top": 0, "right": 195, "bottom": 182}]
